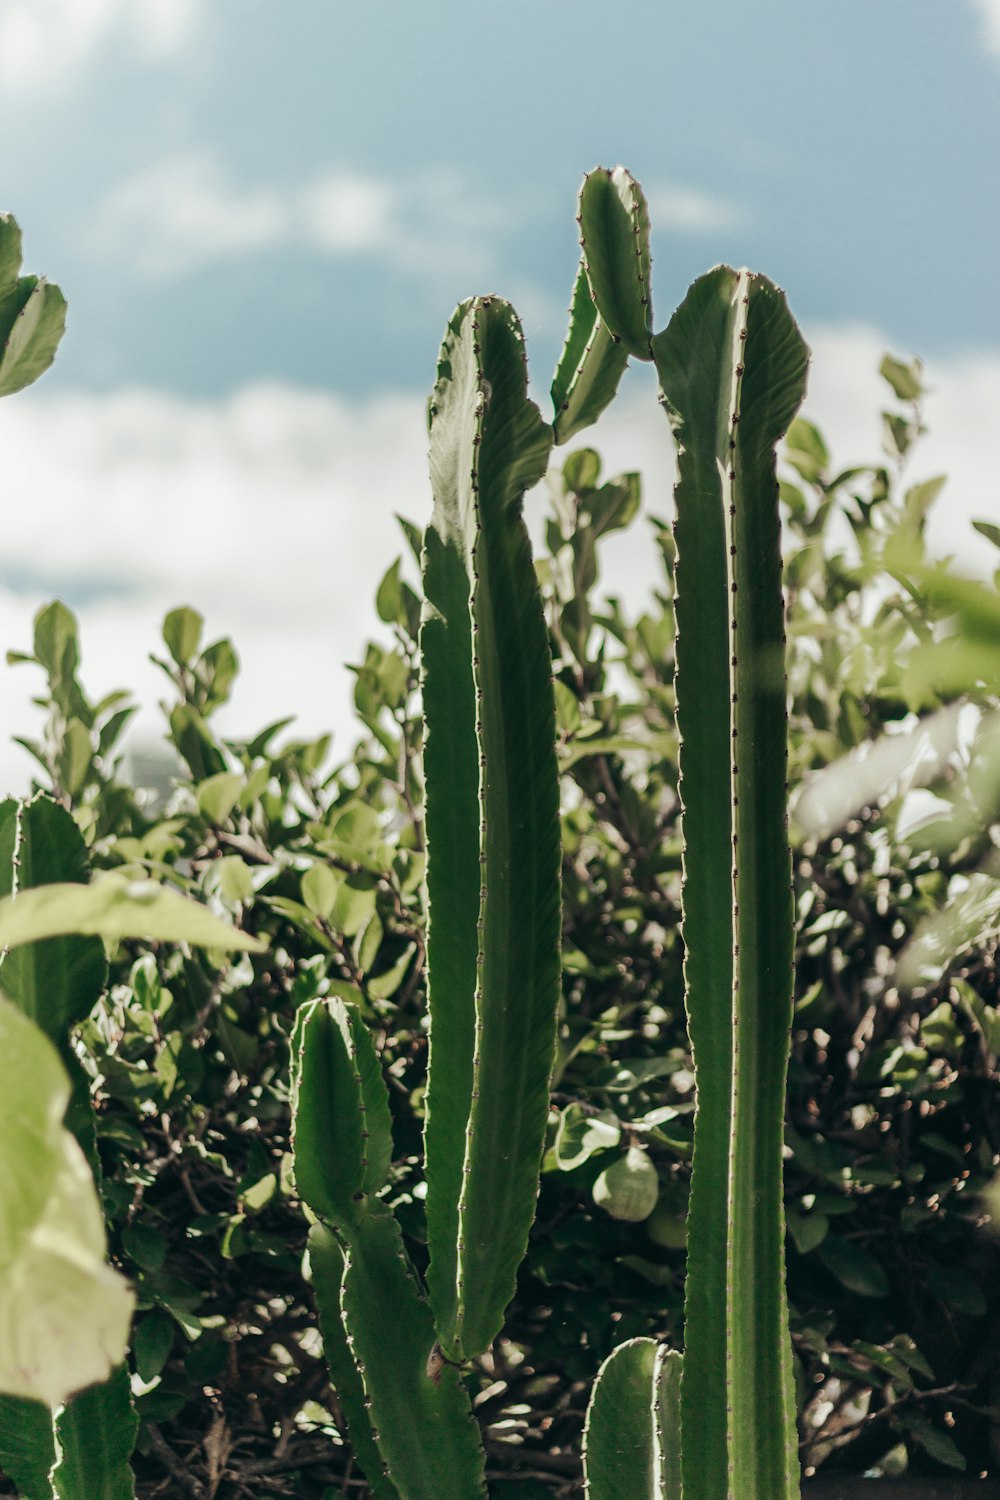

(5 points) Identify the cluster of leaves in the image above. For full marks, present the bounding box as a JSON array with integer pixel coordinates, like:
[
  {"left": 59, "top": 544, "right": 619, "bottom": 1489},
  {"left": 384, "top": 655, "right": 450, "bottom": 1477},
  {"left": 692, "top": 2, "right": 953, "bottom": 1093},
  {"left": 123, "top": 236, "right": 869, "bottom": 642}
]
[{"left": 1, "top": 356, "right": 998, "bottom": 1498}]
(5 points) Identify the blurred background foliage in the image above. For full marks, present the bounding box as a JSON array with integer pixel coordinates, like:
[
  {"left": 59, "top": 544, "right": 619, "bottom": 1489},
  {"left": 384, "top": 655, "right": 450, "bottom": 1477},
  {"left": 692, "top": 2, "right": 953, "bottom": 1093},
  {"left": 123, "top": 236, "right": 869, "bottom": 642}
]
[{"left": 2, "top": 356, "right": 1000, "bottom": 1498}]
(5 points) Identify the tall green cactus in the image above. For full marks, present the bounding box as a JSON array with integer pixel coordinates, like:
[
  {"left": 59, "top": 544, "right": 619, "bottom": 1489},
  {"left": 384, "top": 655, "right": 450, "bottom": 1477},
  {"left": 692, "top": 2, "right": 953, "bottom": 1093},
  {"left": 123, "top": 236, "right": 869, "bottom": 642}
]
[
  {"left": 579, "top": 168, "right": 808, "bottom": 1500},
  {"left": 289, "top": 277, "right": 631, "bottom": 1496},
  {"left": 421, "top": 296, "right": 562, "bottom": 1362}
]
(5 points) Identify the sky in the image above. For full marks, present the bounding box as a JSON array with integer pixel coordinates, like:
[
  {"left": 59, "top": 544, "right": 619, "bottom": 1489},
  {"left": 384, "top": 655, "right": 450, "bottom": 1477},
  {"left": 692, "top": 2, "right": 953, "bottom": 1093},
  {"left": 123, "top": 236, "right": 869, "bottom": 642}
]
[{"left": 0, "top": 0, "right": 999, "bottom": 787}]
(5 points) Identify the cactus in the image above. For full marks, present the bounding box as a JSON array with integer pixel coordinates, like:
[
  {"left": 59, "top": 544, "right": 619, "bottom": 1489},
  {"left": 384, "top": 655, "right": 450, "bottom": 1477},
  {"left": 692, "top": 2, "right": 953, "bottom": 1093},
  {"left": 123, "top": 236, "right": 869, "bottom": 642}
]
[
  {"left": 551, "top": 259, "right": 629, "bottom": 445},
  {"left": 291, "top": 997, "right": 485, "bottom": 1500},
  {"left": 579, "top": 170, "right": 808, "bottom": 1499},
  {"left": 583, "top": 1339, "right": 682, "bottom": 1500},
  {"left": 421, "top": 295, "right": 562, "bottom": 1363}
]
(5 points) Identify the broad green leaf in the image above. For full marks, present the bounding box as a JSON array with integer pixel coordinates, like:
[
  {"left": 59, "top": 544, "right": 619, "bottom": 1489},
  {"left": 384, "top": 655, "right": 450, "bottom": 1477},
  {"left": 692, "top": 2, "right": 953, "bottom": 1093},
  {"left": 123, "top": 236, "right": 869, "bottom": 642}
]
[
  {"left": 0, "top": 875, "right": 265, "bottom": 953},
  {"left": 196, "top": 771, "right": 243, "bottom": 824},
  {"left": 816, "top": 1235, "right": 888, "bottom": 1298},
  {"left": 553, "top": 1103, "right": 620, "bottom": 1169},
  {"left": 162, "top": 606, "right": 203, "bottom": 667},
  {"left": 0, "top": 279, "right": 67, "bottom": 396}
]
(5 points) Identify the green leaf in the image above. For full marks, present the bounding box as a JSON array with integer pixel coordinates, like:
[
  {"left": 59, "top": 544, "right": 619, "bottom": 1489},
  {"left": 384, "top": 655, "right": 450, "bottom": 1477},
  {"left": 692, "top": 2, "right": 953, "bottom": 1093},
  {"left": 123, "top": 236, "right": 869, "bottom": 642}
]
[
  {"left": 896, "top": 1409, "right": 965, "bottom": 1472},
  {"left": 162, "top": 606, "right": 203, "bottom": 668},
  {"left": 327, "top": 1211, "right": 486, "bottom": 1500},
  {"left": 0, "top": 875, "right": 265, "bottom": 953},
  {"left": 880, "top": 352, "right": 924, "bottom": 403},
  {"left": 422, "top": 296, "right": 561, "bottom": 1362},
  {"left": 578, "top": 166, "right": 653, "bottom": 360},
  {"left": 0, "top": 278, "right": 67, "bottom": 397},
  {"left": 0, "top": 997, "right": 134, "bottom": 1406},
  {"left": 553, "top": 1103, "right": 620, "bottom": 1169},
  {"left": 196, "top": 771, "right": 243, "bottom": 824},
  {"left": 816, "top": 1235, "right": 888, "bottom": 1298},
  {"left": 786, "top": 1206, "right": 829, "bottom": 1255},
  {"left": 132, "top": 1311, "right": 174, "bottom": 1383},
  {"left": 926, "top": 1265, "right": 986, "bottom": 1317}
]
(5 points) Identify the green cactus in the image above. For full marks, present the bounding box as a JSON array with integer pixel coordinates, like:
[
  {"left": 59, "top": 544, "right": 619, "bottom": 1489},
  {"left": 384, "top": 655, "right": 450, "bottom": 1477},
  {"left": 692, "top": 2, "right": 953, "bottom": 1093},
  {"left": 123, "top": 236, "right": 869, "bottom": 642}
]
[
  {"left": 421, "top": 296, "right": 562, "bottom": 1363},
  {"left": 0, "top": 216, "right": 67, "bottom": 396},
  {"left": 551, "top": 259, "right": 629, "bottom": 444},
  {"left": 583, "top": 1339, "right": 682, "bottom": 1500},
  {"left": 579, "top": 169, "right": 808, "bottom": 1499},
  {"left": 291, "top": 997, "right": 486, "bottom": 1500}
]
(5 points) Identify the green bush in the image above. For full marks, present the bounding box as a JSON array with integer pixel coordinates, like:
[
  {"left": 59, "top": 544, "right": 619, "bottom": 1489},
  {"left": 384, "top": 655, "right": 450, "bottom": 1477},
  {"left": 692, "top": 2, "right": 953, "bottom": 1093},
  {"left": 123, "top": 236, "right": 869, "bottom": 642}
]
[{"left": 1, "top": 357, "right": 998, "bottom": 1496}]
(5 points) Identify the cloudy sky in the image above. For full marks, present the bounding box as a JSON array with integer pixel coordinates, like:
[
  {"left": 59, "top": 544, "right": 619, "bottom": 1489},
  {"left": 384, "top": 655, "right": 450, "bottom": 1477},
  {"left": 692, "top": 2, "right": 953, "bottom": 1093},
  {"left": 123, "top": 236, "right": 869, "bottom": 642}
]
[{"left": 0, "top": 0, "right": 998, "bottom": 787}]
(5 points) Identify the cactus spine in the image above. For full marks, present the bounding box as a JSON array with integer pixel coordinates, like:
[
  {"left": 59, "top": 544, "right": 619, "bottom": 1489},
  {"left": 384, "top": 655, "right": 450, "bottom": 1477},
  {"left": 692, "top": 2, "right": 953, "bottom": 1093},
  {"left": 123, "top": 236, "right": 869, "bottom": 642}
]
[{"left": 579, "top": 170, "right": 808, "bottom": 1500}]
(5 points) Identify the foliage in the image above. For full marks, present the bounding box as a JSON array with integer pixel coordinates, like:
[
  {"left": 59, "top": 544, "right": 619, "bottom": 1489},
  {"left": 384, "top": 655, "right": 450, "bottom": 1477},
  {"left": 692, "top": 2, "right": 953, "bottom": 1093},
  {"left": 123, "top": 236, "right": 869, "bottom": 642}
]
[{"left": 0, "top": 198, "right": 998, "bottom": 1496}]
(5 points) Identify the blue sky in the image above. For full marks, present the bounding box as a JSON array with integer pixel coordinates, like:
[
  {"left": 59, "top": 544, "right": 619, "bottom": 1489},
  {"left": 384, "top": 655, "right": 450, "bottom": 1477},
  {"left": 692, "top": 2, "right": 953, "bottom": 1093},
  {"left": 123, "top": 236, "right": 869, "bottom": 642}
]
[
  {"left": 5, "top": 0, "right": 1000, "bottom": 395},
  {"left": 0, "top": 0, "right": 998, "bottom": 782}
]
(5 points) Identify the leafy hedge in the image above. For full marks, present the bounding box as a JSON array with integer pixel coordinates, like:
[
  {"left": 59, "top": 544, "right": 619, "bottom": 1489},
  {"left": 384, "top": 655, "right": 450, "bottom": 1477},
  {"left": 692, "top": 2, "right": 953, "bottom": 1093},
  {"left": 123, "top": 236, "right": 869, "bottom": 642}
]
[{"left": 2, "top": 355, "right": 998, "bottom": 1497}]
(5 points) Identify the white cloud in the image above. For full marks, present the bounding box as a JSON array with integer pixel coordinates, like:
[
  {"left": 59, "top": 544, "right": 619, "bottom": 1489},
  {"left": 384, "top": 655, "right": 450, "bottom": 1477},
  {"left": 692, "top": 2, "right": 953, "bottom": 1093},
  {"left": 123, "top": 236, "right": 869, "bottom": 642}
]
[
  {"left": 0, "top": 0, "right": 201, "bottom": 92},
  {"left": 96, "top": 157, "right": 285, "bottom": 276},
  {"left": 645, "top": 182, "right": 742, "bottom": 234},
  {"left": 92, "top": 156, "right": 514, "bottom": 285},
  {"left": 0, "top": 326, "right": 997, "bottom": 796},
  {"left": 970, "top": 0, "right": 1000, "bottom": 52}
]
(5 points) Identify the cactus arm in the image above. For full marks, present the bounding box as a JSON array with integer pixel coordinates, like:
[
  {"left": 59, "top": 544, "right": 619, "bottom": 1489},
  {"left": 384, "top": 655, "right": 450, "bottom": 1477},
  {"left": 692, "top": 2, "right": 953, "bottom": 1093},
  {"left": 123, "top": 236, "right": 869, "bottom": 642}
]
[
  {"left": 51, "top": 1367, "right": 137, "bottom": 1500},
  {"left": 423, "top": 296, "right": 561, "bottom": 1361},
  {"left": 551, "top": 259, "right": 629, "bottom": 445},
  {"left": 726, "top": 274, "right": 807, "bottom": 1496},
  {"left": 0, "top": 1395, "right": 56, "bottom": 1499},
  {"left": 291, "top": 998, "right": 486, "bottom": 1499},
  {"left": 651, "top": 267, "right": 740, "bottom": 1500},
  {"left": 337, "top": 1209, "right": 485, "bottom": 1500},
  {"left": 653, "top": 1348, "right": 683, "bottom": 1500},
  {"left": 583, "top": 1337, "right": 660, "bottom": 1500},
  {"left": 290, "top": 997, "right": 393, "bottom": 1227},
  {"left": 306, "top": 1227, "right": 401, "bottom": 1500},
  {"left": 653, "top": 268, "right": 807, "bottom": 1499},
  {"left": 578, "top": 167, "right": 654, "bottom": 361}
]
